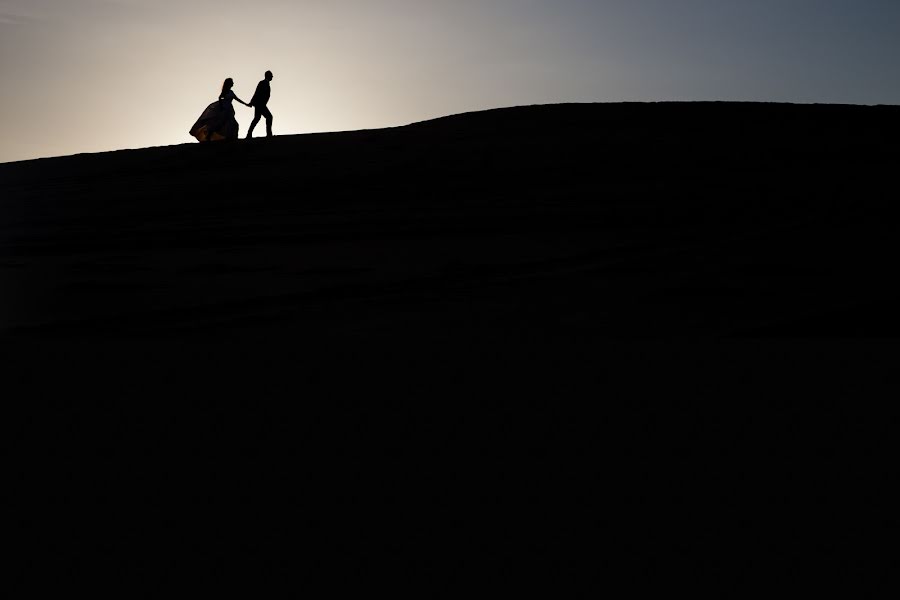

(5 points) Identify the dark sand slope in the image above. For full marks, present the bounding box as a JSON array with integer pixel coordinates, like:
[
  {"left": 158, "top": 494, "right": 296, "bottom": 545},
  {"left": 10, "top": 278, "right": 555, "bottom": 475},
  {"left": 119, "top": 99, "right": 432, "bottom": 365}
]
[
  {"left": 5, "top": 104, "right": 900, "bottom": 581},
  {"left": 3, "top": 102, "right": 900, "bottom": 344}
]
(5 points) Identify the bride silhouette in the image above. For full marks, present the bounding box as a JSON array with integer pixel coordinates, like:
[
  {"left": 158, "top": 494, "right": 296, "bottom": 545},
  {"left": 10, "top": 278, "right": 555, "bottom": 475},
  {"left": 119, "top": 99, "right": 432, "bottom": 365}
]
[{"left": 190, "top": 78, "right": 251, "bottom": 142}]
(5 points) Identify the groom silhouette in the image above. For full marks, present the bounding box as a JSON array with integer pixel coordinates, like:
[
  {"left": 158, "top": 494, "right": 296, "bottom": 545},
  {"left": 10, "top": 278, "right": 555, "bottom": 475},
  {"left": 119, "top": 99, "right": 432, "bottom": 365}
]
[{"left": 247, "top": 70, "right": 274, "bottom": 138}]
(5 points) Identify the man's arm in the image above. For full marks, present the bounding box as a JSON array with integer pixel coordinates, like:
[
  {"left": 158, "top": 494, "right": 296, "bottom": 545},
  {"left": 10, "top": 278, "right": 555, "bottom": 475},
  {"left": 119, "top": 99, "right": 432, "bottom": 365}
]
[{"left": 249, "top": 81, "right": 264, "bottom": 106}]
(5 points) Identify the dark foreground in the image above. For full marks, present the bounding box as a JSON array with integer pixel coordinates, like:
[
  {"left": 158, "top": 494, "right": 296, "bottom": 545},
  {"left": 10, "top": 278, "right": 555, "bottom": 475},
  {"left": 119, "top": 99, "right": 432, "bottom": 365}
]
[{"left": 4, "top": 103, "right": 898, "bottom": 586}]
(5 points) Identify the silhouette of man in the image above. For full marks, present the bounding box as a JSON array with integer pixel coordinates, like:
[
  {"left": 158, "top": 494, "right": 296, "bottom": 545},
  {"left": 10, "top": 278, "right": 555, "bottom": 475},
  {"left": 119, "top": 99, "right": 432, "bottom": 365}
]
[{"left": 247, "top": 70, "right": 274, "bottom": 138}]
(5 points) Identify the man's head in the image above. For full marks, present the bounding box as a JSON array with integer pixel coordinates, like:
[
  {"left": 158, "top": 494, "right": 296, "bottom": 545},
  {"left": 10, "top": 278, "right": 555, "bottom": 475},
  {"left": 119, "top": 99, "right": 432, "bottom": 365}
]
[{"left": 265, "top": 71, "right": 274, "bottom": 82}]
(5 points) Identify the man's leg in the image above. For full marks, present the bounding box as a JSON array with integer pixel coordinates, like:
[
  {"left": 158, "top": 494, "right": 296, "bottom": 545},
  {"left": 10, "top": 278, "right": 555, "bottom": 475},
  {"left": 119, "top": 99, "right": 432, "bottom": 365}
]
[
  {"left": 263, "top": 107, "right": 273, "bottom": 137},
  {"left": 247, "top": 107, "right": 262, "bottom": 138}
]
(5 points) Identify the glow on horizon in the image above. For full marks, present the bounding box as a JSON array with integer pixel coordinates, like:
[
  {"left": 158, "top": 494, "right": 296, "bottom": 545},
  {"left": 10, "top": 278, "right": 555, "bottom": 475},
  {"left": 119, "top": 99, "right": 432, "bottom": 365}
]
[{"left": 1, "top": 0, "right": 899, "bottom": 163}]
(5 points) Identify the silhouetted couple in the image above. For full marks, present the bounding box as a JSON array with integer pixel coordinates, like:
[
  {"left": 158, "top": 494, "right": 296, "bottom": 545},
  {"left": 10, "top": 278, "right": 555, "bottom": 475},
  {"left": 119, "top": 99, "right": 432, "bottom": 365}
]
[{"left": 190, "top": 71, "right": 274, "bottom": 142}]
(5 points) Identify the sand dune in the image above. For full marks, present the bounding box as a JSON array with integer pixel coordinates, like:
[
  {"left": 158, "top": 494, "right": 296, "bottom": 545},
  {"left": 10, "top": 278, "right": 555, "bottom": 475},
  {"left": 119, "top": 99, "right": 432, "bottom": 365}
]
[{"left": 6, "top": 103, "right": 899, "bottom": 578}]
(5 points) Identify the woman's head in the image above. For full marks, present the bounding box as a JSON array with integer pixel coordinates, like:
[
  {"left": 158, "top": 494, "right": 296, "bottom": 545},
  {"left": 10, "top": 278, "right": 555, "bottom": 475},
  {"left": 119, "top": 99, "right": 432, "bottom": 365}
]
[{"left": 221, "top": 78, "right": 234, "bottom": 94}]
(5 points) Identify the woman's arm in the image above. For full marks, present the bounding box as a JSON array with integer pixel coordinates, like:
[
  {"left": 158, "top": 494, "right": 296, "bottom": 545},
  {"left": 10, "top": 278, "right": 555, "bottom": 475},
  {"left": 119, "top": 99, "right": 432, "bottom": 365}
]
[{"left": 233, "top": 93, "right": 250, "bottom": 107}]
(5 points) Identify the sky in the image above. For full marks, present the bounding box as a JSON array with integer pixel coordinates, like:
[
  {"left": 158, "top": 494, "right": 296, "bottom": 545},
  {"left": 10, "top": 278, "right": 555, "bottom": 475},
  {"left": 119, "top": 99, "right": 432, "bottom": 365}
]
[{"left": 1, "top": 0, "right": 899, "bottom": 163}]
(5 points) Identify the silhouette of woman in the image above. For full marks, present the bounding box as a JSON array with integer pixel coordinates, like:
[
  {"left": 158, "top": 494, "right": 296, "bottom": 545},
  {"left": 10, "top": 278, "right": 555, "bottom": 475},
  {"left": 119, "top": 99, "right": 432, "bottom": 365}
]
[{"left": 189, "top": 78, "right": 251, "bottom": 142}]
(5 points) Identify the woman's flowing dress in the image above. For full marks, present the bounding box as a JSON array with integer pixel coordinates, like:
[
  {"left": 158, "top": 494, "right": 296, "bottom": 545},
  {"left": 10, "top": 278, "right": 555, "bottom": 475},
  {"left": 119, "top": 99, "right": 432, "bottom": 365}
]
[{"left": 189, "top": 90, "right": 240, "bottom": 142}]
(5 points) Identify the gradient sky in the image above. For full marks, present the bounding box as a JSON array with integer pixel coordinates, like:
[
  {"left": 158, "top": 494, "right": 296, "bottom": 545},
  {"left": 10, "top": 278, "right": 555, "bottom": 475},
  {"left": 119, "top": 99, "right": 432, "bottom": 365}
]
[{"left": 1, "top": 0, "right": 899, "bottom": 163}]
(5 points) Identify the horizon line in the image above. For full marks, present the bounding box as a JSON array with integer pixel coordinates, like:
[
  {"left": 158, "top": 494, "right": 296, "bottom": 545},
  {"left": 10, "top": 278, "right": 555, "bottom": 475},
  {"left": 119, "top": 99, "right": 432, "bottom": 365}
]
[{"left": 2, "top": 100, "right": 897, "bottom": 166}]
